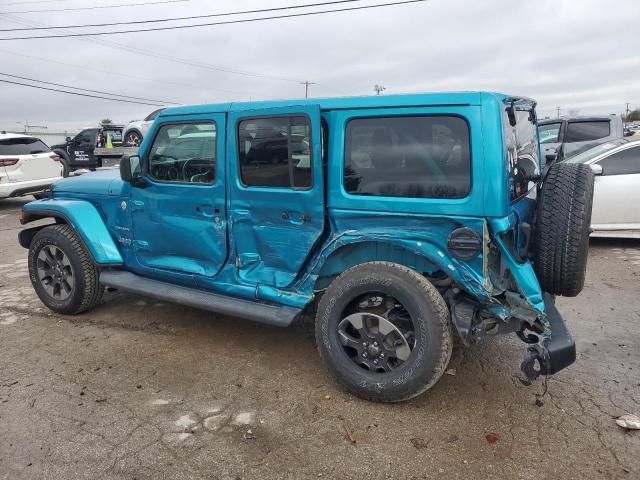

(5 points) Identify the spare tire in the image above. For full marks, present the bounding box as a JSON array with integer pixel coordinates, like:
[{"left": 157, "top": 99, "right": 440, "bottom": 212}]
[{"left": 534, "top": 162, "right": 594, "bottom": 297}]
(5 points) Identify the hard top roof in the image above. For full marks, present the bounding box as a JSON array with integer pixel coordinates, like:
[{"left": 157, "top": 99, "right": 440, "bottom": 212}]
[{"left": 160, "top": 91, "right": 520, "bottom": 117}]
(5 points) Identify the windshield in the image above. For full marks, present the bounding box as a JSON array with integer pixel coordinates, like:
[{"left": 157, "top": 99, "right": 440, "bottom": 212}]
[{"left": 565, "top": 138, "right": 635, "bottom": 164}]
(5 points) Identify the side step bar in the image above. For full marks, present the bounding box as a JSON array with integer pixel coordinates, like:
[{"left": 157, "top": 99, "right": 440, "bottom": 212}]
[{"left": 99, "top": 270, "right": 300, "bottom": 328}]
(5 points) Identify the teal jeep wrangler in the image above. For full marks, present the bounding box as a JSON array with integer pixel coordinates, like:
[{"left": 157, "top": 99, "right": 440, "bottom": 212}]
[{"left": 19, "top": 92, "right": 594, "bottom": 402}]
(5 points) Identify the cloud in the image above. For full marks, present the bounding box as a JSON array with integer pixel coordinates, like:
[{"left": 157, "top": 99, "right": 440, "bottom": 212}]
[{"left": 0, "top": 0, "right": 638, "bottom": 132}]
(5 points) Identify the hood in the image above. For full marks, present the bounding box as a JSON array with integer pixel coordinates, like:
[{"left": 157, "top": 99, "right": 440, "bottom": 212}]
[
  {"left": 51, "top": 142, "right": 67, "bottom": 150},
  {"left": 52, "top": 168, "right": 125, "bottom": 196}
]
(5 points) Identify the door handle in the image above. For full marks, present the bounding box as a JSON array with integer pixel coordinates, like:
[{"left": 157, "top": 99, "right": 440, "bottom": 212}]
[
  {"left": 281, "top": 211, "right": 311, "bottom": 225},
  {"left": 196, "top": 205, "right": 216, "bottom": 217}
]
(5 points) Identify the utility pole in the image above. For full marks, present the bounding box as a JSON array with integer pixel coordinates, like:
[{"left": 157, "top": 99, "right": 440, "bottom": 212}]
[
  {"left": 556, "top": 106, "right": 561, "bottom": 118},
  {"left": 374, "top": 84, "right": 386, "bottom": 96},
  {"left": 625, "top": 102, "right": 631, "bottom": 121},
  {"left": 300, "top": 80, "right": 316, "bottom": 99}
]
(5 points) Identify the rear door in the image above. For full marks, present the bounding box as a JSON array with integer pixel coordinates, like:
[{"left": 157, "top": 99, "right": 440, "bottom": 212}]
[
  {"left": 228, "top": 105, "right": 324, "bottom": 288},
  {"left": 591, "top": 145, "right": 640, "bottom": 230},
  {"left": 0, "top": 136, "right": 59, "bottom": 182}
]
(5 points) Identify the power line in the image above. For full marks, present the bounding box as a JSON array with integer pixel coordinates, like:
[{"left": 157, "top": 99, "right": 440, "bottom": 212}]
[
  {"left": 0, "top": 72, "right": 178, "bottom": 104},
  {"left": 0, "top": 48, "right": 249, "bottom": 96},
  {"left": 0, "top": 0, "right": 429, "bottom": 40},
  {"left": 0, "top": 12, "right": 303, "bottom": 84},
  {"left": 0, "top": 0, "right": 373, "bottom": 31},
  {"left": 0, "top": 12, "right": 346, "bottom": 95},
  {"left": 0, "top": 78, "right": 167, "bottom": 106},
  {"left": 0, "top": 0, "right": 190, "bottom": 16}
]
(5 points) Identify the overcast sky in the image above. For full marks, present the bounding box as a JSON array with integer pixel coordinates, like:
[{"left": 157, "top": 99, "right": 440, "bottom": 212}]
[{"left": 0, "top": 0, "right": 638, "bottom": 133}]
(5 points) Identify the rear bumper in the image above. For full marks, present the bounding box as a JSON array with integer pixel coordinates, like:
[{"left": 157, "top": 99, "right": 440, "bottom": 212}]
[
  {"left": 520, "top": 293, "right": 576, "bottom": 381},
  {"left": 0, "top": 176, "right": 61, "bottom": 198}
]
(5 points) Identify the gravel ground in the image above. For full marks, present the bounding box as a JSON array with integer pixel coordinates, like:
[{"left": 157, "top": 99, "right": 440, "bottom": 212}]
[{"left": 0, "top": 196, "right": 638, "bottom": 480}]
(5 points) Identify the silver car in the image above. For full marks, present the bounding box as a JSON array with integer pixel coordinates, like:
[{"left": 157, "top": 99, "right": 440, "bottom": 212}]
[{"left": 566, "top": 138, "right": 640, "bottom": 238}]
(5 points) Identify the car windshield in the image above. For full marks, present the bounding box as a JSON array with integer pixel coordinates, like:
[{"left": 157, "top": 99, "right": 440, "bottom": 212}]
[{"left": 565, "top": 138, "right": 637, "bottom": 164}]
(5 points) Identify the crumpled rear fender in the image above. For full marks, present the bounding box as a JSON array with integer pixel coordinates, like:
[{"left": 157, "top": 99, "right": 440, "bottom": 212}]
[{"left": 20, "top": 199, "right": 123, "bottom": 265}]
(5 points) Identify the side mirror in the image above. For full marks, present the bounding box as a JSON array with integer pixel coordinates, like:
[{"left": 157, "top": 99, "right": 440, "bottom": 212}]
[
  {"left": 589, "top": 164, "right": 603, "bottom": 176},
  {"left": 66, "top": 136, "right": 72, "bottom": 142},
  {"left": 120, "top": 155, "right": 144, "bottom": 186}
]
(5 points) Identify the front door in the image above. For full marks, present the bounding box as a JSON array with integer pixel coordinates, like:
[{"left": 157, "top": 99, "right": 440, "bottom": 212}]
[
  {"left": 228, "top": 105, "right": 325, "bottom": 288},
  {"left": 69, "top": 128, "right": 99, "bottom": 166},
  {"left": 130, "top": 114, "right": 228, "bottom": 278}
]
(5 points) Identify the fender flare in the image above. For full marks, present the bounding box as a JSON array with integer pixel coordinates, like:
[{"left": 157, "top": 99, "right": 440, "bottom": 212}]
[
  {"left": 300, "top": 233, "right": 489, "bottom": 302},
  {"left": 21, "top": 199, "right": 123, "bottom": 265}
]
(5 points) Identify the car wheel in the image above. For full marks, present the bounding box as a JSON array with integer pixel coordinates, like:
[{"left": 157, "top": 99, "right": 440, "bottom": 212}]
[
  {"left": 55, "top": 151, "right": 71, "bottom": 177},
  {"left": 28, "top": 224, "right": 104, "bottom": 315},
  {"left": 315, "top": 262, "right": 453, "bottom": 402},
  {"left": 534, "top": 162, "right": 594, "bottom": 297},
  {"left": 125, "top": 130, "right": 142, "bottom": 146}
]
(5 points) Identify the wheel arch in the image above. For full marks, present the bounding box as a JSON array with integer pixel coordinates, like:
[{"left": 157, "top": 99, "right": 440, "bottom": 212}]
[
  {"left": 310, "top": 238, "right": 480, "bottom": 295},
  {"left": 20, "top": 200, "right": 123, "bottom": 266}
]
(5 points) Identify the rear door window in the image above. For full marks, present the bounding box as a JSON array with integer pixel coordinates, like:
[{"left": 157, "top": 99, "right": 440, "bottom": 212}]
[
  {"left": 237, "top": 116, "right": 312, "bottom": 189},
  {"left": 0, "top": 137, "right": 50, "bottom": 155},
  {"left": 344, "top": 116, "right": 470, "bottom": 199},
  {"left": 565, "top": 121, "right": 610, "bottom": 142}
]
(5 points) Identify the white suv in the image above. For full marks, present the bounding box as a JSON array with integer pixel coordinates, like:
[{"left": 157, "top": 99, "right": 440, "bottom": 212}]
[
  {"left": 122, "top": 107, "right": 166, "bottom": 146},
  {"left": 0, "top": 132, "right": 62, "bottom": 199}
]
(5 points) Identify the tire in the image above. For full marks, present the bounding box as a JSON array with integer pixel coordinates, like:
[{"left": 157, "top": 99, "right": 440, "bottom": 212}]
[
  {"left": 124, "top": 130, "right": 143, "bottom": 146},
  {"left": 315, "top": 262, "right": 453, "bottom": 402},
  {"left": 55, "top": 150, "right": 71, "bottom": 177},
  {"left": 534, "top": 162, "right": 594, "bottom": 297},
  {"left": 28, "top": 224, "right": 104, "bottom": 315}
]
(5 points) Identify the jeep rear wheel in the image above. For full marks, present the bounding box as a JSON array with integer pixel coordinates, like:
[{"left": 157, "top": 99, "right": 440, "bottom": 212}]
[
  {"left": 28, "top": 225, "right": 104, "bottom": 315},
  {"left": 534, "top": 162, "right": 594, "bottom": 297},
  {"left": 316, "top": 262, "right": 453, "bottom": 402}
]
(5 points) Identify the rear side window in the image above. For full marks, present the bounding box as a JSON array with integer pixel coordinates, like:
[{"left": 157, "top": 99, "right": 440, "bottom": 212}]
[
  {"left": 344, "top": 116, "right": 471, "bottom": 199},
  {"left": 238, "top": 116, "right": 311, "bottom": 189},
  {"left": 565, "top": 121, "right": 610, "bottom": 143},
  {"left": 597, "top": 146, "right": 640, "bottom": 175},
  {"left": 0, "top": 137, "right": 50, "bottom": 155}
]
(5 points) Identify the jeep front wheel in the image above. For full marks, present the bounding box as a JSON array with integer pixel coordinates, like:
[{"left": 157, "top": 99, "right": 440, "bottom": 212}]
[
  {"left": 315, "top": 262, "right": 453, "bottom": 402},
  {"left": 28, "top": 224, "right": 104, "bottom": 315}
]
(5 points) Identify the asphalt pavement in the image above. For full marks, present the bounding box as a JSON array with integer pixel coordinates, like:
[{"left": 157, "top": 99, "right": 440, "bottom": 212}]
[{"left": 0, "top": 196, "right": 638, "bottom": 480}]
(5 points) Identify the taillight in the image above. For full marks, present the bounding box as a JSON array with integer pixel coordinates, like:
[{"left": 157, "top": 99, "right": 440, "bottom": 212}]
[
  {"left": 0, "top": 158, "right": 19, "bottom": 167},
  {"left": 50, "top": 154, "right": 61, "bottom": 162}
]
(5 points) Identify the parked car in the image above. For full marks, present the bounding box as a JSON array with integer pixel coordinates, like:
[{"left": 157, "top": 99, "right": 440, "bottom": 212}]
[
  {"left": 122, "top": 108, "right": 166, "bottom": 146},
  {"left": 18, "top": 92, "right": 595, "bottom": 402},
  {"left": 565, "top": 138, "right": 640, "bottom": 238},
  {"left": 52, "top": 125, "right": 126, "bottom": 176},
  {"left": 538, "top": 115, "right": 624, "bottom": 162},
  {"left": 0, "top": 132, "right": 62, "bottom": 199}
]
